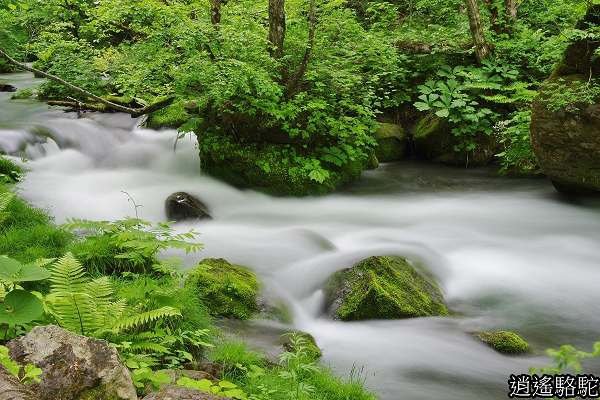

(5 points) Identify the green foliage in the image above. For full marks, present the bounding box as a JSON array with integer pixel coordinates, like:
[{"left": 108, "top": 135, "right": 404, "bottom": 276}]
[
  {"left": 45, "top": 253, "right": 181, "bottom": 336},
  {"left": 495, "top": 110, "right": 539, "bottom": 175},
  {"left": 177, "top": 377, "right": 248, "bottom": 399},
  {"left": 65, "top": 218, "right": 202, "bottom": 275},
  {"left": 131, "top": 367, "right": 171, "bottom": 394},
  {"left": 0, "top": 157, "right": 22, "bottom": 184},
  {"left": 414, "top": 62, "right": 535, "bottom": 153},
  {"left": 0, "top": 345, "right": 42, "bottom": 384},
  {"left": 210, "top": 340, "right": 265, "bottom": 378},
  {"left": 540, "top": 78, "right": 600, "bottom": 113},
  {"left": 185, "top": 258, "right": 260, "bottom": 320},
  {"left": 531, "top": 342, "right": 600, "bottom": 374}
]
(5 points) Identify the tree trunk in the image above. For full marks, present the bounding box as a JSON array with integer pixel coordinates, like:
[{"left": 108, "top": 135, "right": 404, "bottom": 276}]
[
  {"left": 483, "top": 0, "right": 501, "bottom": 34},
  {"left": 0, "top": 48, "right": 174, "bottom": 117},
  {"left": 210, "top": 0, "right": 221, "bottom": 25},
  {"left": 268, "top": 0, "right": 286, "bottom": 59},
  {"left": 464, "top": 0, "right": 491, "bottom": 63},
  {"left": 285, "top": 0, "right": 316, "bottom": 97},
  {"left": 505, "top": 0, "right": 517, "bottom": 21}
]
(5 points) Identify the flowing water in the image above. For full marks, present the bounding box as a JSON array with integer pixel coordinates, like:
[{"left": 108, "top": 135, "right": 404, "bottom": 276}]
[{"left": 2, "top": 71, "right": 600, "bottom": 400}]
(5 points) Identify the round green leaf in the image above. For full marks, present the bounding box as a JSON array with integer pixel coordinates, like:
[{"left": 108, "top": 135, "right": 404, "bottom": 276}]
[
  {"left": 0, "top": 289, "right": 44, "bottom": 326},
  {"left": 0, "top": 256, "right": 51, "bottom": 283}
]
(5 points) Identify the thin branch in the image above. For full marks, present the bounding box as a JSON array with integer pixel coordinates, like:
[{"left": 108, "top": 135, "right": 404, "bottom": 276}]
[{"left": 0, "top": 48, "right": 175, "bottom": 117}]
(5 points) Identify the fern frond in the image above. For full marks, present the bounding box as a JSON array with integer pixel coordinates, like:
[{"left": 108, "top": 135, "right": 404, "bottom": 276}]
[
  {"left": 112, "top": 306, "right": 181, "bottom": 334},
  {"left": 129, "top": 341, "right": 170, "bottom": 354},
  {"left": 0, "top": 192, "right": 13, "bottom": 211},
  {"left": 49, "top": 253, "right": 88, "bottom": 293}
]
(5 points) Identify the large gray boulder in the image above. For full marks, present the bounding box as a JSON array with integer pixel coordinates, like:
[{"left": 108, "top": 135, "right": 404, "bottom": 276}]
[
  {"left": 142, "top": 385, "right": 226, "bottom": 400},
  {"left": 7, "top": 325, "right": 137, "bottom": 400}
]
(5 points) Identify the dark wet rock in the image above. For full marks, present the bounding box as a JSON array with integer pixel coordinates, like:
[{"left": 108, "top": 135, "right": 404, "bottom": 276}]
[
  {"left": 412, "top": 114, "right": 498, "bottom": 166},
  {"left": 474, "top": 330, "right": 530, "bottom": 354},
  {"left": 165, "top": 191, "right": 211, "bottom": 221},
  {"left": 374, "top": 122, "right": 407, "bottom": 162},
  {"left": 6, "top": 325, "right": 137, "bottom": 400},
  {"left": 324, "top": 256, "right": 448, "bottom": 321},
  {"left": 0, "top": 84, "right": 17, "bottom": 93},
  {"left": 142, "top": 385, "right": 226, "bottom": 400},
  {"left": 0, "top": 365, "right": 35, "bottom": 400},
  {"left": 530, "top": 5, "right": 600, "bottom": 194}
]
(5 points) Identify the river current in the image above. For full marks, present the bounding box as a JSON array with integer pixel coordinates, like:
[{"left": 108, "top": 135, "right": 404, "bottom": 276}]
[{"left": 2, "top": 71, "right": 600, "bottom": 400}]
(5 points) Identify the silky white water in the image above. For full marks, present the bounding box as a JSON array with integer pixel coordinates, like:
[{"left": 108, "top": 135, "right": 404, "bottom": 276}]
[{"left": 3, "top": 72, "right": 600, "bottom": 399}]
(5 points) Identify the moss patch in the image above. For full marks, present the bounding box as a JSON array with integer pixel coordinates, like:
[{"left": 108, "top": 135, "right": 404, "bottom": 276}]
[
  {"left": 325, "top": 256, "right": 448, "bottom": 321},
  {"left": 281, "top": 331, "right": 322, "bottom": 361},
  {"left": 374, "top": 122, "right": 407, "bottom": 162},
  {"left": 185, "top": 258, "right": 260, "bottom": 320},
  {"left": 198, "top": 130, "right": 366, "bottom": 196},
  {"left": 146, "top": 101, "right": 190, "bottom": 129},
  {"left": 475, "top": 330, "right": 530, "bottom": 354}
]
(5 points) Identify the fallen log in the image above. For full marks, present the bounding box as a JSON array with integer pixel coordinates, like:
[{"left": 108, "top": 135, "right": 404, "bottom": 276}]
[{"left": 0, "top": 48, "right": 174, "bottom": 117}]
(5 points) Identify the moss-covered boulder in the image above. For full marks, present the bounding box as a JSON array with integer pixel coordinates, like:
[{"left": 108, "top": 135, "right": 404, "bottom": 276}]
[
  {"left": 475, "top": 331, "right": 530, "bottom": 354},
  {"left": 324, "top": 256, "right": 448, "bottom": 321},
  {"left": 198, "top": 131, "right": 366, "bottom": 196},
  {"left": 185, "top": 258, "right": 260, "bottom": 320},
  {"left": 281, "top": 332, "right": 322, "bottom": 361},
  {"left": 530, "top": 5, "right": 600, "bottom": 194},
  {"left": 374, "top": 122, "right": 407, "bottom": 162},
  {"left": 147, "top": 101, "right": 190, "bottom": 129},
  {"left": 412, "top": 114, "right": 497, "bottom": 166}
]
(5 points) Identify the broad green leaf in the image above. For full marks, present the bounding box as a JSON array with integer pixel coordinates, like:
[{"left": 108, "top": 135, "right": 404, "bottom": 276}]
[
  {"left": 0, "top": 256, "right": 51, "bottom": 283},
  {"left": 0, "top": 289, "right": 44, "bottom": 326}
]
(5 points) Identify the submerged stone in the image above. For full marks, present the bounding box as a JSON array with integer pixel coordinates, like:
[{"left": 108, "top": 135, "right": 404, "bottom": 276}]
[
  {"left": 475, "top": 330, "right": 530, "bottom": 354},
  {"left": 185, "top": 258, "right": 260, "bottom": 320},
  {"left": 324, "top": 256, "right": 448, "bottom": 321},
  {"left": 374, "top": 122, "right": 407, "bottom": 162}
]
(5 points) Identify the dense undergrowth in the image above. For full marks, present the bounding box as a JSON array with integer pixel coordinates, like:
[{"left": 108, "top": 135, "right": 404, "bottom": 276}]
[
  {"left": 0, "top": 156, "right": 375, "bottom": 399},
  {"left": 0, "top": 0, "right": 595, "bottom": 193}
]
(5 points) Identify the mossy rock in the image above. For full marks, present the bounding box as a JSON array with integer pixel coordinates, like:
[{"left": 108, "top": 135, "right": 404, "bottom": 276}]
[
  {"left": 146, "top": 101, "right": 190, "bottom": 129},
  {"left": 324, "top": 256, "right": 448, "bottom": 321},
  {"left": 198, "top": 131, "right": 366, "bottom": 196},
  {"left": 412, "top": 114, "right": 497, "bottom": 166},
  {"left": 374, "top": 122, "right": 407, "bottom": 162},
  {"left": 530, "top": 6, "right": 600, "bottom": 194},
  {"left": 475, "top": 331, "right": 530, "bottom": 354},
  {"left": 11, "top": 88, "right": 36, "bottom": 100},
  {"left": 281, "top": 331, "right": 322, "bottom": 361},
  {"left": 185, "top": 258, "right": 260, "bottom": 320}
]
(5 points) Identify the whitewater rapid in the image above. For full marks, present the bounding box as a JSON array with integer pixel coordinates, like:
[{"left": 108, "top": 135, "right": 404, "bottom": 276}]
[{"left": 2, "top": 71, "right": 600, "bottom": 399}]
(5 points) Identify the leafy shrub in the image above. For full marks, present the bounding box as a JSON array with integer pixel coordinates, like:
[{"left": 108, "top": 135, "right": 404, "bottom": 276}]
[
  {"left": 65, "top": 218, "right": 202, "bottom": 275},
  {"left": 495, "top": 111, "right": 539, "bottom": 175},
  {"left": 0, "top": 157, "right": 22, "bottom": 184}
]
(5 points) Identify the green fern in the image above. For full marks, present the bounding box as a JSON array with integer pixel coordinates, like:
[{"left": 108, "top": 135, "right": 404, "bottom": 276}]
[
  {"left": 45, "top": 253, "right": 181, "bottom": 336},
  {"left": 0, "top": 192, "right": 14, "bottom": 224}
]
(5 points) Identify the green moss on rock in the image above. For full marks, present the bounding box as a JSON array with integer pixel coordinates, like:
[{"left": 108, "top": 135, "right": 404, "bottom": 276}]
[
  {"left": 198, "top": 131, "right": 366, "bottom": 196},
  {"left": 146, "top": 101, "right": 190, "bottom": 129},
  {"left": 324, "top": 256, "right": 448, "bottom": 321},
  {"left": 475, "top": 330, "right": 530, "bottom": 354},
  {"left": 185, "top": 258, "right": 260, "bottom": 320},
  {"left": 374, "top": 122, "right": 407, "bottom": 162},
  {"left": 281, "top": 331, "right": 322, "bottom": 361}
]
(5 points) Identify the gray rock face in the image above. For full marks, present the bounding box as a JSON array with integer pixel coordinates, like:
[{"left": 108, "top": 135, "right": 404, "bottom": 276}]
[
  {"left": 142, "top": 385, "right": 226, "bottom": 400},
  {"left": 7, "top": 325, "right": 137, "bottom": 400},
  {"left": 0, "top": 366, "right": 35, "bottom": 400},
  {"left": 165, "top": 192, "right": 212, "bottom": 221}
]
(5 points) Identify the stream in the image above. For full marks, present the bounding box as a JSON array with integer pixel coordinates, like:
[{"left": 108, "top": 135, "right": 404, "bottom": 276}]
[{"left": 2, "top": 71, "right": 600, "bottom": 400}]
